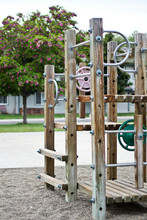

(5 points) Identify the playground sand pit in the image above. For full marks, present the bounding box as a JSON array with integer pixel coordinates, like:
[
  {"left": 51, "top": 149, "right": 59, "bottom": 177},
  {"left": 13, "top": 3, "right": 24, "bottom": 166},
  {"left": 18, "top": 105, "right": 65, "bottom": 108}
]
[{"left": 0, "top": 166, "right": 147, "bottom": 220}]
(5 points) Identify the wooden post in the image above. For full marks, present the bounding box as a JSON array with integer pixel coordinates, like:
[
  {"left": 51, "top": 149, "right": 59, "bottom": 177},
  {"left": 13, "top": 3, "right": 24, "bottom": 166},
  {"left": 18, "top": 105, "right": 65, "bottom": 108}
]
[
  {"left": 44, "top": 65, "right": 54, "bottom": 190},
  {"left": 107, "top": 41, "right": 117, "bottom": 180},
  {"left": 135, "top": 33, "right": 147, "bottom": 182},
  {"left": 134, "top": 114, "right": 144, "bottom": 188},
  {"left": 65, "top": 29, "right": 77, "bottom": 202},
  {"left": 79, "top": 62, "right": 86, "bottom": 118},
  {"left": 90, "top": 18, "right": 106, "bottom": 220}
]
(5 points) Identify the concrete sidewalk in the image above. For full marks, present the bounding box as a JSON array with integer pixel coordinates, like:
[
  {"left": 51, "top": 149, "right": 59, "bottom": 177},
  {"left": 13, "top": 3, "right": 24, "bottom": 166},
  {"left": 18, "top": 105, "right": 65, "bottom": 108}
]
[
  {"left": 0, "top": 131, "right": 134, "bottom": 169},
  {"left": 0, "top": 116, "right": 133, "bottom": 125}
]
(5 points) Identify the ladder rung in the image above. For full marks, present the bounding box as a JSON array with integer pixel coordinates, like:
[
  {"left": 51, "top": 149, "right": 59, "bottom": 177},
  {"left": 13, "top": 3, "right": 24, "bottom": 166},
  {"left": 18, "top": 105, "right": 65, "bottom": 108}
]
[
  {"left": 39, "top": 173, "right": 68, "bottom": 190},
  {"left": 38, "top": 148, "right": 68, "bottom": 162}
]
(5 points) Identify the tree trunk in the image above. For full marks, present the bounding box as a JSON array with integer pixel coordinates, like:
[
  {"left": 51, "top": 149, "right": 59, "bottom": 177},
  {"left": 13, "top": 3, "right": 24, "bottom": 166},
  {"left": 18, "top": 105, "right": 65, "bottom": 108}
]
[{"left": 22, "top": 95, "right": 27, "bottom": 124}]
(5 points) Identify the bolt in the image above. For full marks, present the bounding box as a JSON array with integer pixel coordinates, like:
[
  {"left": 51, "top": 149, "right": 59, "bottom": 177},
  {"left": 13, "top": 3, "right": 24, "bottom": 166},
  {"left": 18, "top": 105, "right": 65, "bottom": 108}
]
[
  {"left": 63, "top": 125, "right": 67, "bottom": 131},
  {"left": 90, "top": 164, "right": 95, "bottom": 170},
  {"left": 64, "top": 96, "right": 67, "bottom": 101},
  {"left": 96, "top": 69, "right": 102, "bottom": 76},
  {"left": 43, "top": 123, "right": 46, "bottom": 128},
  {"left": 90, "top": 198, "right": 95, "bottom": 203},
  {"left": 58, "top": 184, "right": 62, "bottom": 189},
  {"left": 69, "top": 74, "right": 73, "bottom": 80},
  {"left": 37, "top": 149, "right": 41, "bottom": 154},
  {"left": 138, "top": 133, "right": 143, "bottom": 140},
  {"left": 43, "top": 98, "right": 46, "bottom": 102},
  {"left": 57, "top": 156, "right": 62, "bottom": 160},
  {"left": 88, "top": 62, "right": 93, "bottom": 68},
  {"left": 90, "top": 96, "right": 94, "bottom": 102},
  {"left": 37, "top": 175, "right": 41, "bottom": 179},
  {"left": 95, "top": 35, "right": 102, "bottom": 42},
  {"left": 48, "top": 104, "right": 53, "bottom": 109},
  {"left": 90, "top": 130, "right": 94, "bottom": 135},
  {"left": 88, "top": 29, "right": 92, "bottom": 34},
  {"left": 43, "top": 73, "right": 46, "bottom": 77},
  {"left": 48, "top": 79, "right": 53, "bottom": 84}
]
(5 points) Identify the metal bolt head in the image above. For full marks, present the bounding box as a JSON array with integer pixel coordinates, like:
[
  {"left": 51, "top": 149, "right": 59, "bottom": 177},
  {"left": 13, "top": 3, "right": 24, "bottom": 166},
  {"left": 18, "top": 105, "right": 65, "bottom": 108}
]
[
  {"left": 90, "top": 164, "right": 95, "bottom": 170},
  {"left": 96, "top": 69, "right": 102, "bottom": 76},
  {"left": 37, "top": 175, "right": 41, "bottom": 179},
  {"left": 138, "top": 133, "right": 143, "bottom": 140},
  {"left": 43, "top": 123, "right": 46, "bottom": 128},
  {"left": 64, "top": 97, "right": 67, "bottom": 102},
  {"left": 88, "top": 29, "right": 92, "bottom": 33},
  {"left": 90, "top": 96, "right": 94, "bottom": 102},
  {"left": 43, "top": 98, "right": 46, "bottom": 102},
  {"left": 43, "top": 73, "right": 46, "bottom": 77},
  {"left": 95, "top": 35, "right": 102, "bottom": 42},
  {"left": 90, "top": 130, "right": 94, "bottom": 135},
  {"left": 90, "top": 198, "right": 95, "bottom": 203},
  {"left": 88, "top": 62, "right": 93, "bottom": 68},
  {"left": 37, "top": 149, "right": 41, "bottom": 154},
  {"left": 48, "top": 104, "right": 53, "bottom": 109}
]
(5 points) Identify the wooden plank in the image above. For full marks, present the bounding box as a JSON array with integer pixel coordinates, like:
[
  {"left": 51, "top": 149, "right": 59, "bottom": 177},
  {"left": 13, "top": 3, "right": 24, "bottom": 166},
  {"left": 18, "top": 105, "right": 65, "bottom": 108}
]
[
  {"left": 90, "top": 18, "right": 106, "bottom": 220},
  {"left": 117, "top": 180, "right": 147, "bottom": 201},
  {"left": 106, "top": 182, "right": 132, "bottom": 202},
  {"left": 134, "top": 115, "right": 144, "bottom": 188},
  {"left": 109, "top": 180, "right": 140, "bottom": 202},
  {"left": 65, "top": 29, "right": 77, "bottom": 202},
  {"left": 44, "top": 65, "right": 54, "bottom": 190},
  {"left": 77, "top": 95, "right": 91, "bottom": 103},
  {"left": 39, "top": 173, "right": 68, "bottom": 190},
  {"left": 135, "top": 33, "right": 147, "bottom": 182},
  {"left": 107, "top": 41, "right": 117, "bottom": 181},
  {"left": 79, "top": 62, "right": 86, "bottom": 118},
  {"left": 54, "top": 122, "right": 65, "bottom": 129},
  {"left": 39, "top": 148, "right": 68, "bottom": 162},
  {"left": 77, "top": 182, "right": 92, "bottom": 196},
  {"left": 105, "top": 95, "right": 147, "bottom": 103},
  {"left": 106, "top": 187, "right": 123, "bottom": 203}
]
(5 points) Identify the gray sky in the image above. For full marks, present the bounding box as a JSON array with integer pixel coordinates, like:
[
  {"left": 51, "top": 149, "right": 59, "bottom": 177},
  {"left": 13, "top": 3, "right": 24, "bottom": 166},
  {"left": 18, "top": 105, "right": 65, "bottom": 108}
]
[{"left": 0, "top": 0, "right": 147, "bottom": 36}]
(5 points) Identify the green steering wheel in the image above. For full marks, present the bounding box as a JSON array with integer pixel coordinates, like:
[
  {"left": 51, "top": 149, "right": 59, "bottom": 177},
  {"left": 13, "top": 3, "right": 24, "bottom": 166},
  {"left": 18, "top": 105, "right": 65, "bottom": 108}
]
[{"left": 118, "top": 119, "right": 146, "bottom": 151}]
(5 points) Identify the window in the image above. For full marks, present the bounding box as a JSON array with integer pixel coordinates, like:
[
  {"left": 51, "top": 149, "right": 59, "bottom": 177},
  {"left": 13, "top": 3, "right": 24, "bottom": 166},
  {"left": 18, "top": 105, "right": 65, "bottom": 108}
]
[
  {"left": 35, "top": 92, "right": 44, "bottom": 105},
  {"left": 0, "top": 96, "right": 8, "bottom": 105}
]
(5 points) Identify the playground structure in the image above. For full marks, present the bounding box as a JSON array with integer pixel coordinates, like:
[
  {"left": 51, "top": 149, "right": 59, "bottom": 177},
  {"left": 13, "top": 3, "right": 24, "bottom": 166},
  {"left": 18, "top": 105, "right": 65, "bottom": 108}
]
[{"left": 37, "top": 18, "right": 147, "bottom": 220}]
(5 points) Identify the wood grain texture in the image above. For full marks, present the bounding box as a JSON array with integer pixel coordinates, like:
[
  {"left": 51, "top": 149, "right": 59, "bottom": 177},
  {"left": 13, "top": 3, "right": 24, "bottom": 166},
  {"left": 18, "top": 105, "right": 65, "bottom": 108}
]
[
  {"left": 65, "top": 29, "right": 77, "bottom": 202},
  {"left": 107, "top": 41, "right": 117, "bottom": 180},
  {"left": 135, "top": 33, "right": 147, "bottom": 182},
  {"left": 134, "top": 115, "right": 144, "bottom": 189},
  {"left": 79, "top": 62, "right": 86, "bottom": 118},
  {"left": 44, "top": 65, "right": 54, "bottom": 190},
  {"left": 90, "top": 18, "right": 106, "bottom": 220}
]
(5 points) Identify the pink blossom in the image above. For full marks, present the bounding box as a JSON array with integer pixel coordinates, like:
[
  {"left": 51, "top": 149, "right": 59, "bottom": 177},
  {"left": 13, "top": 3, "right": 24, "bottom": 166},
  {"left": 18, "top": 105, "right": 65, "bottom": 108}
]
[
  {"left": 26, "top": 80, "right": 29, "bottom": 84},
  {"left": 35, "top": 81, "right": 39, "bottom": 85},
  {"left": 47, "top": 58, "right": 51, "bottom": 61}
]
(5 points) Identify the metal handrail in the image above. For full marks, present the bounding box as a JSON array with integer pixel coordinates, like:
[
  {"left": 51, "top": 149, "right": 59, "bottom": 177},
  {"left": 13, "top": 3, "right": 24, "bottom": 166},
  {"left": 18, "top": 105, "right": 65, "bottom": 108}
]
[
  {"left": 113, "top": 42, "right": 137, "bottom": 73},
  {"left": 48, "top": 79, "right": 59, "bottom": 108},
  {"left": 103, "top": 30, "right": 130, "bottom": 67},
  {"left": 70, "top": 40, "right": 90, "bottom": 50}
]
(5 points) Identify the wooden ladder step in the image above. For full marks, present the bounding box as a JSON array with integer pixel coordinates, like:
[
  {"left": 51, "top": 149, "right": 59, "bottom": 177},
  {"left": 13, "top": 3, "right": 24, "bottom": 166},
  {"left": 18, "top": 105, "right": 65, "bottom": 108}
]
[
  {"left": 38, "top": 148, "right": 68, "bottom": 162},
  {"left": 39, "top": 173, "right": 68, "bottom": 190}
]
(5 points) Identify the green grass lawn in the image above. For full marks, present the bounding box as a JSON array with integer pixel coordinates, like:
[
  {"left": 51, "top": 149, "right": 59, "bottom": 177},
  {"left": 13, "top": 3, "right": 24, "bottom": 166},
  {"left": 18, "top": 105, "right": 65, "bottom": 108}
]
[{"left": 0, "top": 123, "right": 63, "bottom": 133}]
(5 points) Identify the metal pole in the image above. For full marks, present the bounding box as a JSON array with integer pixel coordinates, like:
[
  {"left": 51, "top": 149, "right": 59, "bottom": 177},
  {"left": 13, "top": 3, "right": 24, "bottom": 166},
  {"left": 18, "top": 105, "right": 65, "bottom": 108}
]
[{"left": 70, "top": 40, "right": 90, "bottom": 50}]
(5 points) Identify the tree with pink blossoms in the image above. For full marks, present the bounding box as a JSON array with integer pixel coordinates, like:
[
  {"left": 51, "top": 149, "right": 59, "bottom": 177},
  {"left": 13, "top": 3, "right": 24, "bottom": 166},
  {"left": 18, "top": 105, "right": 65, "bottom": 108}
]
[{"left": 0, "top": 5, "right": 89, "bottom": 123}]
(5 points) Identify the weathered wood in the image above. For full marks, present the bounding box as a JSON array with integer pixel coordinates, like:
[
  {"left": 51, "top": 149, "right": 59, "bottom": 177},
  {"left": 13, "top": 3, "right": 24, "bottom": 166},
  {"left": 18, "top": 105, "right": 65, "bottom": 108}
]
[
  {"left": 107, "top": 41, "right": 117, "bottom": 180},
  {"left": 39, "top": 173, "right": 68, "bottom": 190},
  {"left": 135, "top": 33, "right": 147, "bottom": 182},
  {"left": 90, "top": 18, "right": 106, "bottom": 220},
  {"left": 39, "top": 148, "right": 68, "bottom": 162},
  {"left": 44, "top": 65, "right": 54, "bottom": 190},
  {"left": 79, "top": 62, "right": 86, "bottom": 118},
  {"left": 134, "top": 115, "right": 144, "bottom": 189},
  {"left": 77, "top": 95, "right": 91, "bottom": 102},
  {"left": 65, "top": 29, "right": 77, "bottom": 202}
]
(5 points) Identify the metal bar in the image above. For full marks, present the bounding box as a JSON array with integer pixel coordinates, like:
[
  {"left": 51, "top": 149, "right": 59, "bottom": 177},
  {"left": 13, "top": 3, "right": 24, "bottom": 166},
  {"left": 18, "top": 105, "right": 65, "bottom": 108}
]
[
  {"left": 141, "top": 48, "right": 147, "bottom": 53},
  {"left": 143, "top": 162, "right": 147, "bottom": 166},
  {"left": 48, "top": 79, "right": 59, "bottom": 108},
  {"left": 106, "top": 162, "right": 136, "bottom": 167},
  {"left": 104, "top": 74, "right": 109, "bottom": 77},
  {"left": 143, "top": 130, "right": 147, "bottom": 133},
  {"left": 113, "top": 42, "right": 137, "bottom": 73},
  {"left": 103, "top": 30, "right": 130, "bottom": 67},
  {"left": 70, "top": 72, "right": 90, "bottom": 79},
  {"left": 55, "top": 73, "right": 65, "bottom": 76},
  {"left": 105, "top": 129, "right": 135, "bottom": 134},
  {"left": 70, "top": 40, "right": 90, "bottom": 50}
]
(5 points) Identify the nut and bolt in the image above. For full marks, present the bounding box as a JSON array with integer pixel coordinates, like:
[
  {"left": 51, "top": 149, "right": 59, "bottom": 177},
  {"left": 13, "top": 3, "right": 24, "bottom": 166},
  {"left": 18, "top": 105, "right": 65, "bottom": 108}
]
[
  {"left": 90, "top": 198, "right": 95, "bottom": 203},
  {"left": 90, "top": 130, "right": 94, "bottom": 135},
  {"left": 96, "top": 69, "right": 102, "bottom": 76},
  {"left": 138, "top": 133, "right": 143, "bottom": 140},
  {"left": 95, "top": 35, "right": 102, "bottom": 42}
]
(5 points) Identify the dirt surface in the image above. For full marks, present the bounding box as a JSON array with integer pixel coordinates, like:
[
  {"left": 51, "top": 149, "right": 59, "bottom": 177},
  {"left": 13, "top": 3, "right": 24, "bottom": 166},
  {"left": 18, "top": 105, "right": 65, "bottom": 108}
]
[{"left": 0, "top": 166, "right": 147, "bottom": 220}]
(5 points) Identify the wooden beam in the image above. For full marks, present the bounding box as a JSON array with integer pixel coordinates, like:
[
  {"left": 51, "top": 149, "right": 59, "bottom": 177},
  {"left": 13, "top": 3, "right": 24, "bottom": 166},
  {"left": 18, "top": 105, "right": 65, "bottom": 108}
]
[
  {"left": 44, "top": 65, "right": 54, "bottom": 190},
  {"left": 39, "top": 148, "right": 68, "bottom": 162},
  {"left": 39, "top": 173, "right": 68, "bottom": 190},
  {"left": 135, "top": 33, "right": 147, "bottom": 182},
  {"left": 90, "top": 18, "right": 106, "bottom": 220},
  {"left": 134, "top": 115, "right": 144, "bottom": 189},
  {"left": 65, "top": 29, "right": 77, "bottom": 202},
  {"left": 107, "top": 41, "right": 117, "bottom": 180}
]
